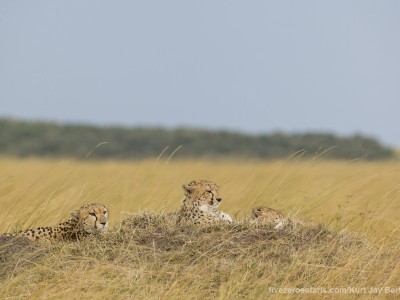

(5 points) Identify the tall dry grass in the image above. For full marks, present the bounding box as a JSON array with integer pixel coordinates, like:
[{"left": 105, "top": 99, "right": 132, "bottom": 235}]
[{"left": 0, "top": 156, "right": 400, "bottom": 298}]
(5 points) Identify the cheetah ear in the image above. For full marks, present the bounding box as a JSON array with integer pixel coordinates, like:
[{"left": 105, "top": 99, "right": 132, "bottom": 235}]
[
  {"left": 183, "top": 183, "right": 192, "bottom": 193},
  {"left": 71, "top": 209, "right": 80, "bottom": 220},
  {"left": 251, "top": 208, "right": 260, "bottom": 217}
]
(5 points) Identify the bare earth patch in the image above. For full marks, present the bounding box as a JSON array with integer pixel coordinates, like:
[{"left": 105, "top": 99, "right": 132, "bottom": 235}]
[{"left": 0, "top": 236, "right": 47, "bottom": 280}]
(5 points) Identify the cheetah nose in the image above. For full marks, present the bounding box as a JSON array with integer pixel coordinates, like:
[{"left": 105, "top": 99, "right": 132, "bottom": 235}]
[
  {"left": 100, "top": 222, "right": 107, "bottom": 226},
  {"left": 216, "top": 198, "right": 222, "bottom": 202}
]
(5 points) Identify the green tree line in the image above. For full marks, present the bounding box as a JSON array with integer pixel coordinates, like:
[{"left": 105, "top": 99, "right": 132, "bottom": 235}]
[{"left": 0, "top": 118, "right": 394, "bottom": 160}]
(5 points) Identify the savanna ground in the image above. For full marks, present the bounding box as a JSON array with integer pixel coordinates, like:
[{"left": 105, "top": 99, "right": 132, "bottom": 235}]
[{"left": 1, "top": 155, "right": 400, "bottom": 299}]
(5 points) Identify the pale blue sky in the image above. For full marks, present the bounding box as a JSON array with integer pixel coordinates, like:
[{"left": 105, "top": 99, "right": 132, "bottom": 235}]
[{"left": 1, "top": 1, "right": 399, "bottom": 146}]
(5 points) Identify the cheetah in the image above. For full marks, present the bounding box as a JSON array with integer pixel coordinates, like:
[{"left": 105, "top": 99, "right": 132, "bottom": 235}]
[
  {"left": 251, "top": 207, "right": 285, "bottom": 229},
  {"left": 2, "top": 203, "right": 109, "bottom": 241},
  {"left": 176, "top": 180, "right": 233, "bottom": 225}
]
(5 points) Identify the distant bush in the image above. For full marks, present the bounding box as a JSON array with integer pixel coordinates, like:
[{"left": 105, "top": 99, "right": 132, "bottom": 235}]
[{"left": 0, "top": 118, "right": 394, "bottom": 160}]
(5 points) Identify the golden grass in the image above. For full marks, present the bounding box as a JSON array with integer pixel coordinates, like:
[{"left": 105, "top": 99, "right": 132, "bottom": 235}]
[{"left": 1, "top": 156, "right": 400, "bottom": 298}]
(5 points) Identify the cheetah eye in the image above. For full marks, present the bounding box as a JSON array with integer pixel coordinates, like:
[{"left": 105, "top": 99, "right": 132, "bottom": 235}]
[
  {"left": 103, "top": 211, "right": 107, "bottom": 214},
  {"left": 89, "top": 212, "right": 96, "bottom": 216}
]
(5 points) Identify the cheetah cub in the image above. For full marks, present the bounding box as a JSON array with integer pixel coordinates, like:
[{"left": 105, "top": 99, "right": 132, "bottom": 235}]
[
  {"left": 177, "top": 180, "right": 233, "bottom": 225},
  {"left": 2, "top": 203, "right": 109, "bottom": 241},
  {"left": 251, "top": 207, "right": 285, "bottom": 229}
]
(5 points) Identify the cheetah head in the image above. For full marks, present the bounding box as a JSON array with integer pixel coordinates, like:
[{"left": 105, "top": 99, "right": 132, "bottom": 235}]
[
  {"left": 252, "top": 207, "right": 282, "bottom": 223},
  {"left": 71, "top": 203, "right": 109, "bottom": 234},
  {"left": 183, "top": 180, "right": 222, "bottom": 211}
]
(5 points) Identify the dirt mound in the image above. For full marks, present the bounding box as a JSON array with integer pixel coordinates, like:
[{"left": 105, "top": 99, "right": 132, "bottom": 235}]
[
  {"left": 0, "top": 236, "right": 48, "bottom": 280},
  {"left": 1, "top": 213, "right": 387, "bottom": 299},
  {"left": 117, "top": 212, "right": 367, "bottom": 264}
]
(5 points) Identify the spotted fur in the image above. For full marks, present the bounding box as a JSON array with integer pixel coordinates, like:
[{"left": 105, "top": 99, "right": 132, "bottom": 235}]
[
  {"left": 177, "top": 180, "right": 233, "bottom": 225},
  {"left": 2, "top": 203, "right": 109, "bottom": 241},
  {"left": 251, "top": 207, "right": 285, "bottom": 229}
]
